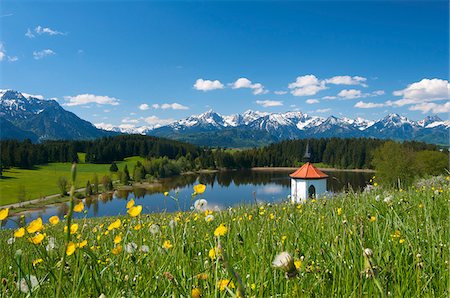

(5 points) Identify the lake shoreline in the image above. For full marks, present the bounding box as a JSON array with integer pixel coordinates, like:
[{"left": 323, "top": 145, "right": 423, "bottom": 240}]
[
  {"left": 1, "top": 167, "right": 373, "bottom": 214},
  {"left": 251, "top": 167, "right": 376, "bottom": 173}
]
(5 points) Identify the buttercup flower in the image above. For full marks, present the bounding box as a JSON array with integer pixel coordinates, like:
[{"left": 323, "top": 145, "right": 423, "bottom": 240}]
[
  {"left": 29, "top": 233, "right": 45, "bottom": 245},
  {"left": 108, "top": 219, "right": 121, "bottom": 231},
  {"left": 112, "top": 245, "right": 123, "bottom": 255},
  {"left": 217, "top": 279, "right": 234, "bottom": 291},
  {"left": 114, "top": 235, "right": 122, "bottom": 244},
  {"left": 73, "top": 201, "right": 84, "bottom": 212},
  {"left": 163, "top": 240, "right": 173, "bottom": 250},
  {"left": 191, "top": 287, "right": 202, "bottom": 298},
  {"left": 49, "top": 216, "right": 59, "bottom": 225},
  {"left": 27, "top": 218, "right": 44, "bottom": 233},
  {"left": 128, "top": 205, "right": 142, "bottom": 217},
  {"left": 214, "top": 224, "right": 228, "bottom": 237},
  {"left": 164, "top": 191, "right": 169, "bottom": 196},
  {"left": 66, "top": 242, "right": 76, "bottom": 256},
  {"left": 78, "top": 240, "right": 88, "bottom": 248},
  {"left": 0, "top": 208, "right": 9, "bottom": 221},
  {"left": 14, "top": 228, "right": 25, "bottom": 238},
  {"left": 193, "top": 184, "right": 206, "bottom": 195},
  {"left": 126, "top": 199, "right": 135, "bottom": 209}
]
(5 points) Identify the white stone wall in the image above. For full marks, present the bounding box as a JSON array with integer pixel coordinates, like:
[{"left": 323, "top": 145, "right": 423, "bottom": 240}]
[{"left": 291, "top": 178, "right": 327, "bottom": 203}]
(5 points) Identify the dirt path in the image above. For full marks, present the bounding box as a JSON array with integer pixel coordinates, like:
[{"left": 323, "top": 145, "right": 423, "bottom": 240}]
[{"left": 1, "top": 188, "right": 85, "bottom": 209}]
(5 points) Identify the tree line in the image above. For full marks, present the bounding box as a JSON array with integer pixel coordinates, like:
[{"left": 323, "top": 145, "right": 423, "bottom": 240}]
[{"left": 0, "top": 135, "right": 443, "bottom": 172}]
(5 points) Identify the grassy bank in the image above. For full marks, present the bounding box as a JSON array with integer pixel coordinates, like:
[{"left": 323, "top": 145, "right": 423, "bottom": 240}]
[
  {"left": 0, "top": 157, "right": 144, "bottom": 205},
  {"left": 0, "top": 181, "right": 448, "bottom": 297}
]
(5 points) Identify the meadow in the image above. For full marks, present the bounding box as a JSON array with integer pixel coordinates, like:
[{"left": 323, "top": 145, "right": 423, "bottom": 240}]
[
  {"left": 0, "top": 171, "right": 448, "bottom": 297},
  {"left": 0, "top": 156, "right": 144, "bottom": 205}
]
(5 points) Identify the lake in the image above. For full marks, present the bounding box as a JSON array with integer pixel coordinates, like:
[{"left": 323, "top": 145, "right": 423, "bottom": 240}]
[{"left": 2, "top": 169, "right": 372, "bottom": 228}]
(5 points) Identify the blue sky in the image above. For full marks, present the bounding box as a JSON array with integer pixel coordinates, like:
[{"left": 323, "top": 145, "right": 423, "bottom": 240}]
[{"left": 1, "top": 1, "right": 448, "bottom": 129}]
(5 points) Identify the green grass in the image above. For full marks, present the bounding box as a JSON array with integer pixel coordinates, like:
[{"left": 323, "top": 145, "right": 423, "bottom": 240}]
[
  {"left": 0, "top": 156, "right": 144, "bottom": 205},
  {"left": 0, "top": 180, "right": 448, "bottom": 297}
]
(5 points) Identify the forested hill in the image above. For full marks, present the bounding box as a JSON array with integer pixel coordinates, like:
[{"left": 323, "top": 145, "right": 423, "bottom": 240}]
[
  {"left": 0, "top": 135, "right": 442, "bottom": 171},
  {"left": 0, "top": 135, "right": 202, "bottom": 169}
]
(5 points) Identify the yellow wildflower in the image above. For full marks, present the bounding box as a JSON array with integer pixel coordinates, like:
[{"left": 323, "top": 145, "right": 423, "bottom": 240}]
[
  {"left": 209, "top": 247, "right": 218, "bottom": 260},
  {"left": 214, "top": 224, "right": 228, "bottom": 237},
  {"left": 128, "top": 205, "right": 142, "bottom": 217},
  {"left": 163, "top": 240, "right": 173, "bottom": 250},
  {"left": 294, "top": 260, "right": 302, "bottom": 269},
  {"left": 0, "top": 208, "right": 9, "bottom": 221},
  {"left": 108, "top": 219, "right": 121, "bottom": 231},
  {"left": 193, "top": 184, "right": 206, "bottom": 194},
  {"left": 27, "top": 218, "right": 44, "bottom": 233},
  {"left": 399, "top": 239, "right": 405, "bottom": 244},
  {"left": 112, "top": 245, "right": 123, "bottom": 255},
  {"left": 337, "top": 208, "right": 342, "bottom": 216},
  {"left": 49, "top": 216, "right": 59, "bottom": 225},
  {"left": 66, "top": 242, "right": 76, "bottom": 256},
  {"left": 369, "top": 216, "right": 376, "bottom": 222},
  {"left": 32, "top": 258, "right": 43, "bottom": 266},
  {"left": 73, "top": 201, "right": 84, "bottom": 212},
  {"left": 164, "top": 192, "right": 169, "bottom": 196},
  {"left": 114, "top": 235, "right": 122, "bottom": 244},
  {"left": 78, "top": 240, "right": 87, "bottom": 248},
  {"left": 374, "top": 182, "right": 378, "bottom": 187},
  {"left": 134, "top": 224, "right": 142, "bottom": 231},
  {"left": 126, "top": 199, "right": 135, "bottom": 209},
  {"left": 217, "top": 279, "right": 235, "bottom": 291},
  {"left": 29, "top": 233, "right": 45, "bottom": 245},
  {"left": 191, "top": 288, "right": 202, "bottom": 298},
  {"left": 197, "top": 273, "right": 208, "bottom": 280},
  {"left": 70, "top": 223, "right": 78, "bottom": 234},
  {"left": 14, "top": 227, "right": 25, "bottom": 238}
]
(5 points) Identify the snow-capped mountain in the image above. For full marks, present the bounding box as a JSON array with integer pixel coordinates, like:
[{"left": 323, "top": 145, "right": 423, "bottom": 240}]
[
  {"left": 148, "top": 110, "right": 449, "bottom": 146},
  {"left": 0, "top": 90, "right": 113, "bottom": 141},
  {"left": 1, "top": 89, "right": 448, "bottom": 146}
]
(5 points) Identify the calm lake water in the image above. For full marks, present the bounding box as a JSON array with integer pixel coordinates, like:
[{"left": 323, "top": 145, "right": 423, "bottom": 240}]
[{"left": 2, "top": 169, "right": 372, "bottom": 228}]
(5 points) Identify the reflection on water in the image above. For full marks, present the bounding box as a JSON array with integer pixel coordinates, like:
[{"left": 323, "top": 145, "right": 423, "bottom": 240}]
[{"left": 3, "top": 169, "right": 372, "bottom": 228}]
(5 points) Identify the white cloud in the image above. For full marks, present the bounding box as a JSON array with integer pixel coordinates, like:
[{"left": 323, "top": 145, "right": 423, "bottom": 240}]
[
  {"left": 25, "top": 28, "right": 35, "bottom": 38},
  {"left": 139, "top": 103, "right": 150, "bottom": 110},
  {"left": 231, "top": 77, "right": 268, "bottom": 95},
  {"left": 391, "top": 78, "right": 449, "bottom": 106},
  {"left": 193, "top": 79, "right": 224, "bottom": 91},
  {"left": 7, "top": 56, "right": 18, "bottom": 62},
  {"left": 409, "top": 102, "right": 450, "bottom": 114},
  {"left": 354, "top": 101, "right": 385, "bottom": 109},
  {"left": 322, "top": 95, "right": 337, "bottom": 100},
  {"left": 152, "top": 103, "right": 189, "bottom": 110},
  {"left": 274, "top": 90, "right": 288, "bottom": 95},
  {"left": 33, "top": 49, "right": 55, "bottom": 60},
  {"left": 288, "top": 75, "right": 327, "bottom": 96},
  {"left": 144, "top": 116, "right": 174, "bottom": 128},
  {"left": 256, "top": 100, "right": 283, "bottom": 107},
  {"left": 325, "top": 75, "right": 368, "bottom": 87},
  {"left": 122, "top": 117, "right": 139, "bottom": 124},
  {"left": 338, "top": 89, "right": 385, "bottom": 100},
  {"left": 316, "top": 108, "right": 331, "bottom": 113},
  {"left": 34, "top": 26, "right": 65, "bottom": 36},
  {"left": 22, "top": 93, "right": 44, "bottom": 100},
  {"left": 0, "top": 43, "right": 5, "bottom": 61},
  {"left": 338, "top": 89, "right": 363, "bottom": 99},
  {"left": 306, "top": 99, "right": 319, "bottom": 104},
  {"left": 64, "top": 94, "right": 120, "bottom": 106}
]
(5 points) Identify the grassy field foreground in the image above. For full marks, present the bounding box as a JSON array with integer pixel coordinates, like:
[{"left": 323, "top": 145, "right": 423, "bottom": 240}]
[{"left": 0, "top": 180, "right": 448, "bottom": 297}]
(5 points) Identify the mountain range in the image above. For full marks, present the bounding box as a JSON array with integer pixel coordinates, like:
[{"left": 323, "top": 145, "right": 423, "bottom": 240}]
[
  {"left": 0, "top": 90, "right": 111, "bottom": 142},
  {"left": 98, "top": 110, "right": 449, "bottom": 147},
  {"left": 1, "top": 90, "right": 448, "bottom": 146}
]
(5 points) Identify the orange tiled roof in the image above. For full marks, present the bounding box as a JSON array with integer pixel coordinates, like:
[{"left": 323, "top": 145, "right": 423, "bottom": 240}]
[{"left": 289, "top": 162, "right": 328, "bottom": 179}]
